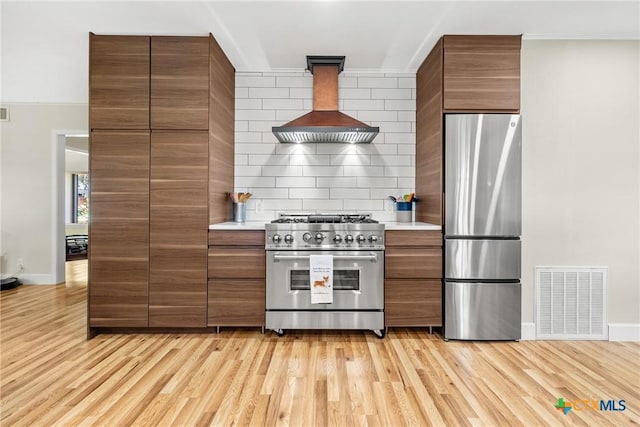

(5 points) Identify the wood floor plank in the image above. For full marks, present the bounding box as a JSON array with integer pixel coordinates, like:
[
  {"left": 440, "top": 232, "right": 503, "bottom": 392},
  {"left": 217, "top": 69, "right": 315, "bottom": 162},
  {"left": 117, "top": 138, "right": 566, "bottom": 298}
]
[{"left": 1, "top": 266, "right": 639, "bottom": 426}]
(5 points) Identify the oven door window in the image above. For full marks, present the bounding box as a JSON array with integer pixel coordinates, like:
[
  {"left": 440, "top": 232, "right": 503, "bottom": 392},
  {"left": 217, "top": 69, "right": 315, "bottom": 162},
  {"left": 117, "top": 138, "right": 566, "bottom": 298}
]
[{"left": 290, "top": 270, "right": 360, "bottom": 291}]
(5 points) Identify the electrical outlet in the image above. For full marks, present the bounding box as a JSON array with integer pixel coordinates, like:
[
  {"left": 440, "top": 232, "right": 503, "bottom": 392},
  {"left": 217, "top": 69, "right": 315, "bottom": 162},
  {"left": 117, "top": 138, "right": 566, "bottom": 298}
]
[
  {"left": 255, "top": 199, "right": 264, "bottom": 214},
  {"left": 17, "top": 258, "right": 24, "bottom": 269}
]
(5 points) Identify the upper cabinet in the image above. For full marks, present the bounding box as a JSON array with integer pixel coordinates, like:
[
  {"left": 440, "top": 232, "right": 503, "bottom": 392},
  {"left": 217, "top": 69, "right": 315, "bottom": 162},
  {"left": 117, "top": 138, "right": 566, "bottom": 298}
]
[
  {"left": 151, "top": 37, "right": 210, "bottom": 130},
  {"left": 89, "top": 35, "right": 150, "bottom": 130},
  {"left": 443, "top": 35, "right": 521, "bottom": 112}
]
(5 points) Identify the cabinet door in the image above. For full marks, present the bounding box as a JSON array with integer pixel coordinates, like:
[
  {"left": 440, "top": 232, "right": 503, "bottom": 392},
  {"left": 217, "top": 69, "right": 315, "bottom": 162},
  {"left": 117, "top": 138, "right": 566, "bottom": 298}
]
[
  {"left": 208, "top": 279, "right": 265, "bottom": 326},
  {"left": 443, "top": 35, "right": 521, "bottom": 112},
  {"left": 151, "top": 36, "right": 210, "bottom": 130},
  {"left": 208, "top": 247, "right": 266, "bottom": 279},
  {"left": 385, "top": 247, "right": 442, "bottom": 279},
  {"left": 149, "top": 131, "right": 208, "bottom": 327},
  {"left": 89, "top": 131, "right": 150, "bottom": 327},
  {"left": 385, "top": 280, "right": 442, "bottom": 326},
  {"left": 89, "top": 35, "right": 150, "bottom": 130}
]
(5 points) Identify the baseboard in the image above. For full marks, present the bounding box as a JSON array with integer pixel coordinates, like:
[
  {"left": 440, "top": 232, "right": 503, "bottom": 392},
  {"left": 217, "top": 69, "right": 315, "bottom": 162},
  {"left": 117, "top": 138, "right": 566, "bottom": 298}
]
[
  {"left": 521, "top": 322, "right": 536, "bottom": 340},
  {"left": 609, "top": 323, "right": 640, "bottom": 341},
  {"left": 17, "top": 274, "right": 61, "bottom": 285}
]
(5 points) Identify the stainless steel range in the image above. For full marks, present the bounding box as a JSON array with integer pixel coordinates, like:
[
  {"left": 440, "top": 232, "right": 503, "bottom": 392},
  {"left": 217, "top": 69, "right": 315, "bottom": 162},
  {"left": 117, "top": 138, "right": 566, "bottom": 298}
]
[{"left": 265, "top": 213, "right": 385, "bottom": 338}]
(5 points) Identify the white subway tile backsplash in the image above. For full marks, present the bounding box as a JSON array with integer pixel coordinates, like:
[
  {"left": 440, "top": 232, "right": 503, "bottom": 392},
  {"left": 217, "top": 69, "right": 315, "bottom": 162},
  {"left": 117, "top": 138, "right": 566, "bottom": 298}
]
[
  {"left": 262, "top": 165, "right": 303, "bottom": 176},
  {"left": 344, "top": 199, "right": 384, "bottom": 211},
  {"left": 384, "top": 166, "right": 415, "bottom": 177},
  {"left": 303, "top": 199, "right": 344, "bottom": 211},
  {"left": 385, "top": 99, "right": 416, "bottom": 111},
  {"left": 329, "top": 188, "right": 370, "bottom": 199},
  {"left": 339, "top": 88, "right": 371, "bottom": 99},
  {"left": 289, "top": 188, "right": 329, "bottom": 199},
  {"left": 236, "top": 99, "right": 262, "bottom": 109},
  {"left": 316, "top": 177, "right": 357, "bottom": 188},
  {"left": 236, "top": 109, "right": 275, "bottom": 121},
  {"left": 263, "top": 99, "right": 304, "bottom": 110},
  {"left": 303, "top": 166, "right": 343, "bottom": 177},
  {"left": 276, "top": 76, "right": 312, "bottom": 87},
  {"left": 248, "top": 154, "right": 289, "bottom": 166},
  {"left": 276, "top": 177, "right": 316, "bottom": 188},
  {"left": 371, "top": 88, "right": 412, "bottom": 100},
  {"left": 357, "top": 177, "right": 398, "bottom": 188},
  {"left": 343, "top": 99, "right": 384, "bottom": 110},
  {"left": 236, "top": 75, "right": 276, "bottom": 87},
  {"left": 235, "top": 176, "right": 275, "bottom": 187},
  {"left": 248, "top": 87, "right": 289, "bottom": 98},
  {"left": 290, "top": 154, "right": 331, "bottom": 166},
  {"left": 358, "top": 77, "right": 398, "bottom": 88},
  {"left": 234, "top": 71, "right": 416, "bottom": 216},
  {"left": 343, "top": 165, "right": 384, "bottom": 177}
]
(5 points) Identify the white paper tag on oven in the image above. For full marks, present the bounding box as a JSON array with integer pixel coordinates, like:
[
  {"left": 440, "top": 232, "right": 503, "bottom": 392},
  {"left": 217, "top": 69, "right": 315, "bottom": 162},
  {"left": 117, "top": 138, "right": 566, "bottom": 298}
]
[{"left": 309, "top": 254, "right": 333, "bottom": 304}]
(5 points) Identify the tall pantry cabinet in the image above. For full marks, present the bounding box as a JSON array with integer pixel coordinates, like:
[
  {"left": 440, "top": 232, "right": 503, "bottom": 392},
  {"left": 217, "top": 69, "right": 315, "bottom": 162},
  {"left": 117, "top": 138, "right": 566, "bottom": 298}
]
[{"left": 88, "top": 34, "right": 234, "bottom": 333}]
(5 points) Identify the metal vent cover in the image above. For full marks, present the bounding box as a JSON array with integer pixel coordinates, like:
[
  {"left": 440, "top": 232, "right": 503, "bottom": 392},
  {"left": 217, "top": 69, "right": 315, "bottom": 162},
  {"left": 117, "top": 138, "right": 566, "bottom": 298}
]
[
  {"left": 272, "top": 126, "right": 379, "bottom": 144},
  {"left": 536, "top": 266, "right": 607, "bottom": 340}
]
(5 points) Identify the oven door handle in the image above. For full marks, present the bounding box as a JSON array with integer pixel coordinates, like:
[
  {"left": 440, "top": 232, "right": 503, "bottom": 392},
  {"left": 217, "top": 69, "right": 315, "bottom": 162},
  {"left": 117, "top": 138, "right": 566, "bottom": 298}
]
[{"left": 272, "top": 253, "right": 379, "bottom": 262}]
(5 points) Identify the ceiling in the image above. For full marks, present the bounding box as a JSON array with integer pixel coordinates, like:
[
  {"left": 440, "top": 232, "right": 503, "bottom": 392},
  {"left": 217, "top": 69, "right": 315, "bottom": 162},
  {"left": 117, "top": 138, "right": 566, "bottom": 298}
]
[{"left": 1, "top": 1, "right": 638, "bottom": 103}]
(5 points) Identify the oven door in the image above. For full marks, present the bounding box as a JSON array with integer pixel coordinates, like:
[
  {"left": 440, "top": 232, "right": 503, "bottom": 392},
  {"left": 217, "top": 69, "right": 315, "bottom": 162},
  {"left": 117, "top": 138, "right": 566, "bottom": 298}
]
[{"left": 266, "top": 250, "right": 384, "bottom": 310}]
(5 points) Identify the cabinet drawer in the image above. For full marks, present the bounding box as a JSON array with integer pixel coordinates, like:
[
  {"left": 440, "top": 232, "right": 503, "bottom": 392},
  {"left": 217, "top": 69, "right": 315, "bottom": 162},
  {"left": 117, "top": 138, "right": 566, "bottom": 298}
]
[
  {"left": 385, "top": 248, "right": 442, "bottom": 279},
  {"left": 208, "top": 247, "right": 265, "bottom": 279},
  {"left": 385, "top": 230, "right": 441, "bottom": 247},
  {"left": 208, "top": 279, "right": 265, "bottom": 326},
  {"left": 385, "top": 279, "right": 442, "bottom": 326},
  {"left": 209, "top": 230, "right": 265, "bottom": 246}
]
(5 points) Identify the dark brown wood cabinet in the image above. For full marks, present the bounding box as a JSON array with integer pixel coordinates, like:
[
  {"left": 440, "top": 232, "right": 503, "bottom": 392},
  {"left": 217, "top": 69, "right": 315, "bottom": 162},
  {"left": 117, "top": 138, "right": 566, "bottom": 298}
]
[
  {"left": 385, "top": 230, "right": 442, "bottom": 327},
  {"left": 88, "top": 131, "right": 150, "bottom": 327},
  {"left": 443, "top": 35, "right": 521, "bottom": 112},
  {"left": 416, "top": 35, "right": 521, "bottom": 227},
  {"left": 207, "top": 230, "right": 265, "bottom": 328},
  {"left": 88, "top": 33, "right": 234, "bottom": 335},
  {"left": 89, "top": 35, "right": 150, "bottom": 130},
  {"left": 151, "top": 37, "right": 210, "bottom": 130},
  {"left": 149, "top": 131, "right": 209, "bottom": 327}
]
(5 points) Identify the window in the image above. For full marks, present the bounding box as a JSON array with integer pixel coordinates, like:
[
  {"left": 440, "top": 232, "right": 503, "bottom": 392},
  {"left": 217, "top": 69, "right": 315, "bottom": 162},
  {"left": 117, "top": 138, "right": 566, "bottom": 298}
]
[{"left": 71, "top": 173, "right": 89, "bottom": 224}]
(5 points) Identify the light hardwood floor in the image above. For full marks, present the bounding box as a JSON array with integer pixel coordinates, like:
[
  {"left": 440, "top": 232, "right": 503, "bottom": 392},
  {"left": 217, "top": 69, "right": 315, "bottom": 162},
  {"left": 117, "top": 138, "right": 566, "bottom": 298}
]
[{"left": 1, "top": 265, "right": 639, "bottom": 426}]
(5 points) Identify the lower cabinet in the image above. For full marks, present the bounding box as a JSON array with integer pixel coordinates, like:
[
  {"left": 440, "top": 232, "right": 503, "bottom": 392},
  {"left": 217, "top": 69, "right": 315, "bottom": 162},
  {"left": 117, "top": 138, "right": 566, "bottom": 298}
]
[
  {"left": 385, "top": 230, "right": 443, "bottom": 327},
  {"left": 207, "top": 230, "right": 265, "bottom": 327}
]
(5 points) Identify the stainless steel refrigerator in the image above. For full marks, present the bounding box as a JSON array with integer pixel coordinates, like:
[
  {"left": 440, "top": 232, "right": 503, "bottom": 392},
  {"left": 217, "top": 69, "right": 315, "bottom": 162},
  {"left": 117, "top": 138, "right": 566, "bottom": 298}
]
[{"left": 444, "top": 114, "right": 522, "bottom": 341}]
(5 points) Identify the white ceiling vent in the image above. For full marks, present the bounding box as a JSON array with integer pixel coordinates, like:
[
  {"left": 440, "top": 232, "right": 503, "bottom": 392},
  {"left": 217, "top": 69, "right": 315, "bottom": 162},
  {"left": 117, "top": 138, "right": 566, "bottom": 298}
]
[
  {"left": 536, "top": 266, "right": 607, "bottom": 340},
  {"left": 0, "top": 107, "right": 9, "bottom": 122}
]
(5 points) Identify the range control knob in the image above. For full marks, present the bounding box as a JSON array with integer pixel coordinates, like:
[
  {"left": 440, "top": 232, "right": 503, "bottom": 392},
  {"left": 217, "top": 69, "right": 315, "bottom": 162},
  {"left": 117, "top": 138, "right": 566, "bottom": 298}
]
[
  {"left": 272, "top": 234, "right": 282, "bottom": 244},
  {"left": 302, "top": 232, "right": 312, "bottom": 242},
  {"left": 284, "top": 234, "right": 294, "bottom": 244},
  {"left": 344, "top": 235, "right": 354, "bottom": 244},
  {"left": 333, "top": 234, "right": 343, "bottom": 243},
  {"left": 315, "top": 233, "right": 324, "bottom": 243},
  {"left": 369, "top": 235, "right": 379, "bottom": 243},
  {"left": 356, "top": 234, "right": 366, "bottom": 243}
]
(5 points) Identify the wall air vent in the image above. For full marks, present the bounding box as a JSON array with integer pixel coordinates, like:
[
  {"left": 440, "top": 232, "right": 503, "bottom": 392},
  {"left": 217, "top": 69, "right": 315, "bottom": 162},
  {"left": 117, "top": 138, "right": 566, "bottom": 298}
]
[
  {"left": 536, "top": 266, "right": 607, "bottom": 340},
  {"left": 0, "top": 107, "right": 9, "bottom": 122}
]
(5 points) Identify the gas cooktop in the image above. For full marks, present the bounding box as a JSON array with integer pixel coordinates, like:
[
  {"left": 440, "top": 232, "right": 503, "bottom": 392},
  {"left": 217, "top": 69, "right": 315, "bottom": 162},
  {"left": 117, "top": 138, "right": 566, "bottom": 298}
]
[
  {"left": 270, "top": 213, "right": 379, "bottom": 224},
  {"left": 265, "top": 213, "right": 384, "bottom": 250}
]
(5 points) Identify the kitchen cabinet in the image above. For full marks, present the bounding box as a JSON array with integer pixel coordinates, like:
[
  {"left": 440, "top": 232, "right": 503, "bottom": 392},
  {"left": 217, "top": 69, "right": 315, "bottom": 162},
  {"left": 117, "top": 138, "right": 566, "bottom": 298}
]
[
  {"left": 151, "top": 37, "right": 210, "bottom": 130},
  {"left": 89, "top": 35, "right": 150, "bottom": 130},
  {"left": 88, "top": 33, "right": 234, "bottom": 335},
  {"left": 385, "top": 230, "right": 442, "bottom": 327},
  {"left": 207, "top": 230, "right": 265, "bottom": 328},
  {"left": 88, "top": 131, "right": 150, "bottom": 327},
  {"left": 416, "top": 34, "right": 521, "bottom": 226},
  {"left": 149, "top": 131, "right": 209, "bottom": 327}
]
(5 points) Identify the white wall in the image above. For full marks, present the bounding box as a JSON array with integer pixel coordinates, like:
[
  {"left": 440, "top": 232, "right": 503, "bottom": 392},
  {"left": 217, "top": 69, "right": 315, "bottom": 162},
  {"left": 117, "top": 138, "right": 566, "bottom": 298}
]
[
  {"left": 0, "top": 103, "right": 87, "bottom": 282},
  {"left": 521, "top": 40, "right": 640, "bottom": 326},
  {"left": 234, "top": 72, "right": 416, "bottom": 222}
]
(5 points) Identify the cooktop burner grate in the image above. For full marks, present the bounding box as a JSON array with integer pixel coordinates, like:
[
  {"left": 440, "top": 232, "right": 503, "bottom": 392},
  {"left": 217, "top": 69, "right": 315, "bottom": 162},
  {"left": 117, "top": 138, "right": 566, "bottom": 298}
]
[{"left": 271, "top": 213, "right": 378, "bottom": 224}]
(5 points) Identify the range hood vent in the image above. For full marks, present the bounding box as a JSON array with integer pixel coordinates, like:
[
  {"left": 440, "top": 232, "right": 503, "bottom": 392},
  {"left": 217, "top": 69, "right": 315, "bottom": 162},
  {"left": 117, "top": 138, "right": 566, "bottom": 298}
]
[{"left": 272, "top": 56, "right": 379, "bottom": 144}]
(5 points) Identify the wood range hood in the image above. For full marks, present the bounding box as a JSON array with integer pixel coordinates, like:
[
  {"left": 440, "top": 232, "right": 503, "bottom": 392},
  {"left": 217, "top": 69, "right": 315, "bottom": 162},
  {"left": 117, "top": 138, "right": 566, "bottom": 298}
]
[{"left": 272, "top": 56, "right": 379, "bottom": 144}]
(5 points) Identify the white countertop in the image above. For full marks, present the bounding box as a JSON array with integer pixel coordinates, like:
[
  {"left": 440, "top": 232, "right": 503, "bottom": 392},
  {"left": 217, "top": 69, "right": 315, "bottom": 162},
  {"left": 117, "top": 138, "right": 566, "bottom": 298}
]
[{"left": 209, "top": 221, "right": 440, "bottom": 231}]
